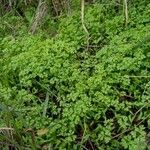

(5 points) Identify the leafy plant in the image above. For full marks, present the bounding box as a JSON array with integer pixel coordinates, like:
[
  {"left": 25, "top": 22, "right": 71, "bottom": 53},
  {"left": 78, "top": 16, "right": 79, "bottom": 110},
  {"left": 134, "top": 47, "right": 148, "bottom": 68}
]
[{"left": 0, "top": 1, "right": 150, "bottom": 149}]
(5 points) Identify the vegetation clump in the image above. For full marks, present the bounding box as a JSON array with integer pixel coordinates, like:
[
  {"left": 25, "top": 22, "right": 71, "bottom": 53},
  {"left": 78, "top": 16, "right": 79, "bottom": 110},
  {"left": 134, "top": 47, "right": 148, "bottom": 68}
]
[{"left": 0, "top": 0, "right": 150, "bottom": 149}]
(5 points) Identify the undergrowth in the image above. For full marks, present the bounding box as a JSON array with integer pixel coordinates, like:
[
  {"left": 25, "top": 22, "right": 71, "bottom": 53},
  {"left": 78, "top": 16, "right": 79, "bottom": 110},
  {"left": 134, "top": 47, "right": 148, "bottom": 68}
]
[{"left": 0, "top": 1, "right": 150, "bottom": 150}]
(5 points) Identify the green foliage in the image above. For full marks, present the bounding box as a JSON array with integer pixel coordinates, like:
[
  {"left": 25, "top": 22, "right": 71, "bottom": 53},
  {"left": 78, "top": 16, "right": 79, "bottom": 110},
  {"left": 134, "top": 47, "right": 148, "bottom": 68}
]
[{"left": 0, "top": 1, "right": 150, "bottom": 149}]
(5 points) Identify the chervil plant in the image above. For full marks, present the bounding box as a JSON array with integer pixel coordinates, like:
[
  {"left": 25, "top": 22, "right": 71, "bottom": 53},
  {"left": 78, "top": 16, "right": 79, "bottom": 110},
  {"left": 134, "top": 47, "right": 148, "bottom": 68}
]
[{"left": 0, "top": 1, "right": 150, "bottom": 149}]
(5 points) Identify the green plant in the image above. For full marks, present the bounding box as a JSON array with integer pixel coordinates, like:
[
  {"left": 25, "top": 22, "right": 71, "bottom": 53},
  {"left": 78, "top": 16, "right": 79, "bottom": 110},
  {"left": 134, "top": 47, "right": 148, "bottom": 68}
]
[{"left": 0, "top": 1, "right": 150, "bottom": 149}]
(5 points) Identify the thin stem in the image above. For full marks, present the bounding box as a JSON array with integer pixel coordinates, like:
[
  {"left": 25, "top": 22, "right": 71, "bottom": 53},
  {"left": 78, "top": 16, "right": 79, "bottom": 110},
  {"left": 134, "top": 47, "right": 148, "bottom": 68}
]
[
  {"left": 124, "top": 0, "right": 128, "bottom": 27},
  {"left": 81, "top": 0, "right": 89, "bottom": 50}
]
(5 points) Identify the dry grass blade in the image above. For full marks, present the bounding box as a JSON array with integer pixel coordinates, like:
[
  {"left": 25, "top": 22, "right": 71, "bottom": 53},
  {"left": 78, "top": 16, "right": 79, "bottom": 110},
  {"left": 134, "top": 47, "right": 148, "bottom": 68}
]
[
  {"left": 0, "top": 127, "right": 16, "bottom": 148},
  {"left": 81, "top": 0, "right": 89, "bottom": 50},
  {"left": 124, "top": 0, "right": 128, "bottom": 27},
  {"left": 0, "top": 127, "right": 14, "bottom": 137},
  {"left": 0, "top": 127, "right": 14, "bottom": 131},
  {"left": 29, "top": 0, "right": 47, "bottom": 34}
]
